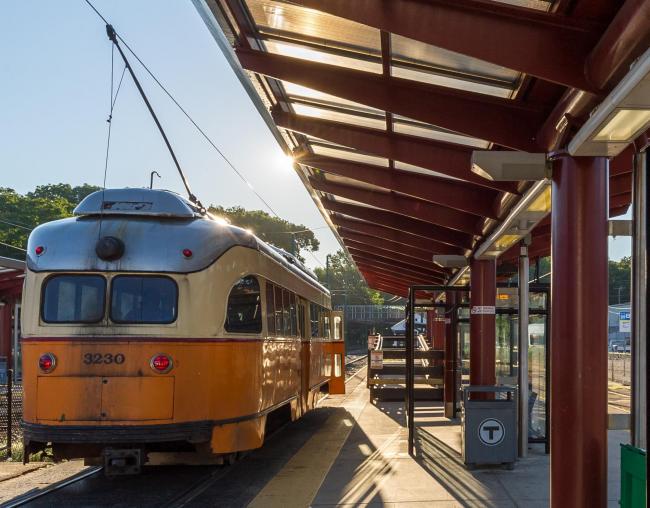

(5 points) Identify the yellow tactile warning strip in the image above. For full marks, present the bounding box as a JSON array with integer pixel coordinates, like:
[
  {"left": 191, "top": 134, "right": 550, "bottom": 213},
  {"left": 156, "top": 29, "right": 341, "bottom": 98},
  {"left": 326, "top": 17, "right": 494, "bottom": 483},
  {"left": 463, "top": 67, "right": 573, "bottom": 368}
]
[{"left": 247, "top": 370, "right": 368, "bottom": 508}]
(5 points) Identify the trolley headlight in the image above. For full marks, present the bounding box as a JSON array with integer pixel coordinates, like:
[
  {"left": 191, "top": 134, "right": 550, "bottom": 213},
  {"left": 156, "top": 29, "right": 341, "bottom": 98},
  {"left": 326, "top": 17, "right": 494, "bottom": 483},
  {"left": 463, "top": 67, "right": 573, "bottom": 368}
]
[
  {"left": 150, "top": 353, "right": 173, "bottom": 374},
  {"left": 38, "top": 353, "right": 57, "bottom": 373}
]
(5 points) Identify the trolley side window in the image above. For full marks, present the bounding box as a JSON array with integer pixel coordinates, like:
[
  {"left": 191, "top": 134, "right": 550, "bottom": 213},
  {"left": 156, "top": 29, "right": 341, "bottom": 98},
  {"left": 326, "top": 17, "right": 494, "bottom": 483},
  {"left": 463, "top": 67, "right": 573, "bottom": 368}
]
[
  {"left": 266, "top": 282, "right": 276, "bottom": 335},
  {"left": 110, "top": 276, "right": 178, "bottom": 324},
  {"left": 42, "top": 275, "right": 106, "bottom": 323},
  {"left": 225, "top": 276, "right": 262, "bottom": 333}
]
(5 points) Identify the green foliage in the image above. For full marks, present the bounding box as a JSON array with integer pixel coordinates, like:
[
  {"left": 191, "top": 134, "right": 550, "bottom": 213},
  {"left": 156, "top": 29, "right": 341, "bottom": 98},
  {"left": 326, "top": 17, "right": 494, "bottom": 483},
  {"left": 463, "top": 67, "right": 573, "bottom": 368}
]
[
  {"left": 314, "top": 250, "right": 384, "bottom": 306},
  {"left": 0, "top": 184, "right": 100, "bottom": 259},
  {"left": 208, "top": 205, "right": 319, "bottom": 262},
  {"left": 609, "top": 256, "right": 631, "bottom": 304}
]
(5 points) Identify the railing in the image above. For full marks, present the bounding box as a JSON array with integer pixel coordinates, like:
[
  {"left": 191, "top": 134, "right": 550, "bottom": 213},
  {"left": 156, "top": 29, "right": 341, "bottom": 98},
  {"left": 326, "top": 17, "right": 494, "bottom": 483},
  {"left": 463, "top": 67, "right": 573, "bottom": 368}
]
[
  {"left": 334, "top": 305, "right": 405, "bottom": 321},
  {"left": 1, "top": 370, "right": 22, "bottom": 460}
]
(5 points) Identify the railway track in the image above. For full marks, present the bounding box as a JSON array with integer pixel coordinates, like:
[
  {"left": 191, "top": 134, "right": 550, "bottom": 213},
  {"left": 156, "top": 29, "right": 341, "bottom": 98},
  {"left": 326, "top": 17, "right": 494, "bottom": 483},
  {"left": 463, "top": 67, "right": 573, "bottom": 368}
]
[{"left": 3, "top": 358, "right": 369, "bottom": 507}]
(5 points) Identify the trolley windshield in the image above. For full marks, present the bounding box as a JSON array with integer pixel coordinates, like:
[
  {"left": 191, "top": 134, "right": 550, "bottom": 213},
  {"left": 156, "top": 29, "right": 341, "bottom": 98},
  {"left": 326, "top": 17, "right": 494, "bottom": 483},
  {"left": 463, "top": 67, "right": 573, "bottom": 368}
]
[
  {"left": 110, "top": 276, "right": 178, "bottom": 324},
  {"left": 42, "top": 274, "right": 106, "bottom": 323}
]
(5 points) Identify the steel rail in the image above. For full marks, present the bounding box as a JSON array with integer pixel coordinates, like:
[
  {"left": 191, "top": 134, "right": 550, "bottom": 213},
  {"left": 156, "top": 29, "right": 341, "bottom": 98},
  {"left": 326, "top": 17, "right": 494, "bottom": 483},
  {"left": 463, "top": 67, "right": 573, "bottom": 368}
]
[{"left": 2, "top": 466, "right": 103, "bottom": 508}]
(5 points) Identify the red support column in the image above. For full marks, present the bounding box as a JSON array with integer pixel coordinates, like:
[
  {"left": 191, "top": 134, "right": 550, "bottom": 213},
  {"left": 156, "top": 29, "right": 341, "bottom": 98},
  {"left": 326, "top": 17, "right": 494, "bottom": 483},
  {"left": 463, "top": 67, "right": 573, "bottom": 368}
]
[
  {"left": 551, "top": 156, "right": 608, "bottom": 507},
  {"left": 433, "top": 317, "right": 446, "bottom": 350},
  {"left": 444, "top": 292, "right": 458, "bottom": 418},
  {"left": 470, "top": 259, "right": 496, "bottom": 387}
]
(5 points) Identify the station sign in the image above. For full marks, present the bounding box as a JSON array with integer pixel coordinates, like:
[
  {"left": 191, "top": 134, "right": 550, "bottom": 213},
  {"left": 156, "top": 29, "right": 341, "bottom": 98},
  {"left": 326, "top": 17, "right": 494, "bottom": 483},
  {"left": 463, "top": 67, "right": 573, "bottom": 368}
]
[
  {"left": 471, "top": 305, "right": 496, "bottom": 315},
  {"left": 619, "top": 311, "right": 631, "bottom": 333},
  {"left": 478, "top": 418, "right": 506, "bottom": 446},
  {"left": 370, "top": 350, "right": 383, "bottom": 369}
]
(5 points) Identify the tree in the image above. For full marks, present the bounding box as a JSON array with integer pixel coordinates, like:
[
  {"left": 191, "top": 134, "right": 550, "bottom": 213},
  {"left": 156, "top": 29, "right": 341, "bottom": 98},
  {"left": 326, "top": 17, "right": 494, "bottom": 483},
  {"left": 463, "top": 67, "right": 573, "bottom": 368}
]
[
  {"left": 208, "top": 205, "right": 319, "bottom": 262},
  {"left": 28, "top": 184, "right": 99, "bottom": 205},
  {"left": 314, "top": 250, "right": 383, "bottom": 306},
  {"left": 0, "top": 185, "right": 99, "bottom": 259},
  {"left": 609, "top": 256, "right": 631, "bottom": 304}
]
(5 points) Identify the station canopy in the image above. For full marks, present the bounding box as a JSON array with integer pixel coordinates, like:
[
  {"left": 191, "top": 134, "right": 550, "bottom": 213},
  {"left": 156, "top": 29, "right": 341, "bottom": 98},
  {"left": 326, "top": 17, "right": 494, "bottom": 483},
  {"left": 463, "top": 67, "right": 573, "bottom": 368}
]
[{"left": 198, "top": 0, "right": 648, "bottom": 296}]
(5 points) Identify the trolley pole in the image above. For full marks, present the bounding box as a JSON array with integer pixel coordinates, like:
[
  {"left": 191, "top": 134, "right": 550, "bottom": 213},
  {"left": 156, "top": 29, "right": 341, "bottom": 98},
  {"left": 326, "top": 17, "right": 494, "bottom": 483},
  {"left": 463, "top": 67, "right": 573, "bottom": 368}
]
[{"left": 518, "top": 237, "right": 530, "bottom": 457}]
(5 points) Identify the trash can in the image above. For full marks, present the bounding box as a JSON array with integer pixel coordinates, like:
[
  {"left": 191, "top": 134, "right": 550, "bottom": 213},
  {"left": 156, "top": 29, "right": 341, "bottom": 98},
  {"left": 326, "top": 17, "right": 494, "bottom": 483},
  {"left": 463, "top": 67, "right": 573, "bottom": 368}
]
[
  {"left": 620, "top": 444, "right": 646, "bottom": 508},
  {"left": 461, "top": 385, "right": 517, "bottom": 468}
]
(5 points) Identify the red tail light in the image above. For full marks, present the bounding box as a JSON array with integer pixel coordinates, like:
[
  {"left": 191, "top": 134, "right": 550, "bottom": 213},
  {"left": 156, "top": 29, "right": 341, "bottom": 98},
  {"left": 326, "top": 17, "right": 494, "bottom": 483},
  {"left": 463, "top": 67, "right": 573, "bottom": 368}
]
[
  {"left": 150, "top": 354, "right": 172, "bottom": 373},
  {"left": 35, "top": 246, "right": 45, "bottom": 256},
  {"left": 38, "top": 353, "right": 56, "bottom": 373}
]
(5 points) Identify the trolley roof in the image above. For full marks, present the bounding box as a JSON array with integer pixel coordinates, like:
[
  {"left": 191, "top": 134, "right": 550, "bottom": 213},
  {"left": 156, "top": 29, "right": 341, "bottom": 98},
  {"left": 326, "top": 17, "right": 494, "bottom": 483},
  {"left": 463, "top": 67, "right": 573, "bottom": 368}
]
[{"left": 27, "top": 188, "right": 327, "bottom": 293}]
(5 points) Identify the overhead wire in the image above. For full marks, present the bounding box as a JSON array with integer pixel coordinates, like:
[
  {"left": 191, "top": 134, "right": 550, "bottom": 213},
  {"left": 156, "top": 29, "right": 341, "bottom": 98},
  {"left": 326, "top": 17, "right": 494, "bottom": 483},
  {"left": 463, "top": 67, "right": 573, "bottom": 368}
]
[
  {"left": 0, "top": 219, "right": 33, "bottom": 231},
  {"left": 0, "top": 241, "right": 26, "bottom": 253},
  {"left": 83, "top": 0, "right": 279, "bottom": 217},
  {"left": 82, "top": 0, "right": 328, "bottom": 266}
]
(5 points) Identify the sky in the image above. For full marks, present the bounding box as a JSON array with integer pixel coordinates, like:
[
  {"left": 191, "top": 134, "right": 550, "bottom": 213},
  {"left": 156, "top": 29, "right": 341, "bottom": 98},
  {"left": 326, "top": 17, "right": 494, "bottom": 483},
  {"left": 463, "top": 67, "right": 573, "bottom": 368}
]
[
  {"left": 0, "top": 0, "right": 341, "bottom": 269},
  {"left": 1, "top": 1, "right": 630, "bottom": 267}
]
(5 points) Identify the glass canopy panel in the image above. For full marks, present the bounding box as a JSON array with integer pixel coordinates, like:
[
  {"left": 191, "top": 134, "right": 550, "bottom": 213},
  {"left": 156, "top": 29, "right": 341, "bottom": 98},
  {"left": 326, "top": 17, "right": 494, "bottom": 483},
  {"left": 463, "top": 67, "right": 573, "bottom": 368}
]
[
  {"left": 392, "top": 66, "right": 514, "bottom": 98},
  {"left": 310, "top": 144, "right": 389, "bottom": 167},
  {"left": 246, "top": 0, "right": 381, "bottom": 55},
  {"left": 393, "top": 161, "right": 463, "bottom": 181},
  {"left": 391, "top": 35, "right": 520, "bottom": 86},
  {"left": 282, "top": 82, "right": 383, "bottom": 113},
  {"left": 292, "top": 103, "right": 386, "bottom": 130},
  {"left": 492, "top": 0, "right": 552, "bottom": 10},
  {"left": 322, "top": 173, "right": 388, "bottom": 193},
  {"left": 264, "top": 40, "right": 382, "bottom": 74},
  {"left": 392, "top": 117, "right": 490, "bottom": 148}
]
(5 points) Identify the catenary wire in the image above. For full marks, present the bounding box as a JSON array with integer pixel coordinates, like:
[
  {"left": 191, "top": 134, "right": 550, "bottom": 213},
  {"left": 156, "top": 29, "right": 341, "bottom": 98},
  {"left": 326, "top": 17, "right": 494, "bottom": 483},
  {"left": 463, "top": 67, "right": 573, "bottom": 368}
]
[
  {"left": 0, "top": 241, "right": 26, "bottom": 253},
  {"left": 83, "top": 0, "right": 280, "bottom": 217},
  {"left": 0, "top": 219, "right": 33, "bottom": 231},
  {"left": 82, "top": 1, "right": 328, "bottom": 266}
]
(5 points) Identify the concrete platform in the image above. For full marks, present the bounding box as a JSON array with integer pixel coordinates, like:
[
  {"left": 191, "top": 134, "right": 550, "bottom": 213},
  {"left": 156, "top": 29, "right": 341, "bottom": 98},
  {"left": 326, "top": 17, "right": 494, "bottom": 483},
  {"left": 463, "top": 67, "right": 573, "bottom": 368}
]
[{"left": 248, "top": 369, "right": 627, "bottom": 507}]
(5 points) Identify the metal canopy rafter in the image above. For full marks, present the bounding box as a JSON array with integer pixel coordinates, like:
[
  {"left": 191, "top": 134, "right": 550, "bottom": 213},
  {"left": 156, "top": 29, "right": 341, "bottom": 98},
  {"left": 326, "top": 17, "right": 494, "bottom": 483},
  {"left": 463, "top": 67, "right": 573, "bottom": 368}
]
[
  {"left": 309, "top": 177, "right": 482, "bottom": 234},
  {"left": 236, "top": 48, "right": 545, "bottom": 150},
  {"left": 278, "top": 111, "right": 518, "bottom": 193},
  {"left": 322, "top": 198, "right": 475, "bottom": 250},
  {"left": 332, "top": 215, "right": 466, "bottom": 256},
  {"left": 284, "top": 0, "right": 605, "bottom": 92},
  {"left": 298, "top": 153, "right": 500, "bottom": 217}
]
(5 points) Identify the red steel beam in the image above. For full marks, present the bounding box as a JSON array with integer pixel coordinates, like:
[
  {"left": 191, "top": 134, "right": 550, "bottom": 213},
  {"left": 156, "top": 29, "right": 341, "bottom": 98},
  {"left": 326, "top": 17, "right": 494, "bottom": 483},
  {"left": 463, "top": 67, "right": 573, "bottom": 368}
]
[
  {"left": 610, "top": 145, "right": 635, "bottom": 176},
  {"left": 365, "top": 280, "right": 408, "bottom": 297},
  {"left": 348, "top": 247, "right": 446, "bottom": 279},
  {"left": 343, "top": 236, "right": 442, "bottom": 269},
  {"left": 236, "top": 48, "right": 544, "bottom": 151},
  {"left": 298, "top": 154, "right": 499, "bottom": 218},
  {"left": 364, "top": 272, "right": 412, "bottom": 291},
  {"left": 332, "top": 216, "right": 465, "bottom": 256},
  {"left": 339, "top": 228, "right": 438, "bottom": 262},
  {"left": 610, "top": 193, "right": 632, "bottom": 209},
  {"left": 351, "top": 253, "right": 447, "bottom": 283},
  {"left": 310, "top": 177, "right": 481, "bottom": 234},
  {"left": 322, "top": 199, "right": 475, "bottom": 250},
  {"left": 288, "top": 0, "right": 603, "bottom": 92},
  {"left": 347, "top": 240, "right": 448, "bottom": 277},
  {"left": 586, "top": 0, "right": 650, "bottom": 91},
  {"left": 355, "top": 258, "right": 440, "bottom": 284},
  {"left": 610, "top": 173, "right": 632, "bottom": 197},
  {"left": 610, "top": 205, "right": 631, "bottom": 217},
  {"left": 284, "top": 113, "right": 518, "bottom": 194},
  {"left": 358, "top": 267, "right": 433, "bottom": 288}
]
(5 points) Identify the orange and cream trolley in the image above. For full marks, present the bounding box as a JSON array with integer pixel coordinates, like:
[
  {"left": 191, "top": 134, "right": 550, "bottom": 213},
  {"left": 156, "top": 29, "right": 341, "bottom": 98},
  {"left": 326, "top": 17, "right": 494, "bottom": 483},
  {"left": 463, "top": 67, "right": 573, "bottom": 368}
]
[{"left": 21, "top": 188, "right": 344, "bottom": 473}]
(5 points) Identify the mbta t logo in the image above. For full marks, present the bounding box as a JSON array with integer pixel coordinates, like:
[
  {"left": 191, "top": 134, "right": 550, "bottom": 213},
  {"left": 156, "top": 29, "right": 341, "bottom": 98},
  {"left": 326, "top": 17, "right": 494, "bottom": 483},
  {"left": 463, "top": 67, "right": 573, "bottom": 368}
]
[{"left": 478, "top": 418, "right": 505, "bottom": 446}]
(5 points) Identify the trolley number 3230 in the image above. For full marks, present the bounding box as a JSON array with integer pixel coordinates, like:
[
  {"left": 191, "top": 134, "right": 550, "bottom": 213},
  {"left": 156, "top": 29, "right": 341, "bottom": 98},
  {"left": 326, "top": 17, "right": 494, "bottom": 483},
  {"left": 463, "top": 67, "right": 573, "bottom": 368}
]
[{"left": 83, "top": 353, "right": 125, "bottom": 365}]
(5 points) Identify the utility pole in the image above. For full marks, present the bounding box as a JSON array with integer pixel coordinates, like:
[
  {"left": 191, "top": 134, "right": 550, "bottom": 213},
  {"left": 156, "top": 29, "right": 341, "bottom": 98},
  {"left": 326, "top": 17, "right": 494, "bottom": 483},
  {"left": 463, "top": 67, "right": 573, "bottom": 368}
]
[{"left": 326, "top": 254, "right": 331, "bottom": 290}]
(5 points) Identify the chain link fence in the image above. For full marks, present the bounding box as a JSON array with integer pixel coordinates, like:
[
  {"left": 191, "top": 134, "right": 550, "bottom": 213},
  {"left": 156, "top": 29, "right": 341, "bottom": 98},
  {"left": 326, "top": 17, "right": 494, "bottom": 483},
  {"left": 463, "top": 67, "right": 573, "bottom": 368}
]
[
  {"left": 608, "top": 353, "right": 631, "bottom": 385},
  {"left": 0, "top": 372, "right": 23, "bottom": 460}
]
